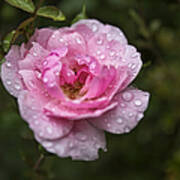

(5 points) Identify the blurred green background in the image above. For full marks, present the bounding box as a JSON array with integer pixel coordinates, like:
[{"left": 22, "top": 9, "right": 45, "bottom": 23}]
[{"left": 0, "top": 0, "right": 180, "bottom": 179}]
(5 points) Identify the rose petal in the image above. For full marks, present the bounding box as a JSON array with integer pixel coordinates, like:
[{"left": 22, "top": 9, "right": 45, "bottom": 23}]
[
  {"left": 44, "top": 100, "right": 118, "bottom": 120},
  {"left": 18, "top": 91, "right": 73, "bottom": 140},
  {"left": 35, "top": 120, "right": 106, "bottom": 161},
  {"left": 1, "top": 45, "right": 24, "bottom": 97},
  {"left": 47, "top": 30, "right": 86, "bottom": 55},
  {"left": 89, "top": 87, "right": 150, "bottom": 134},
  {"left": 27, "top": 28, "right": 54, "bottom": 49}
]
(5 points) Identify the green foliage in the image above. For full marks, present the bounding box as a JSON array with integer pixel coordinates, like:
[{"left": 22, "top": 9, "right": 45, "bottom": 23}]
[
  {"left": 2, "top": 30, "right": 16, "bottom": 53},
  {"left": 37, "top": 6, "right": 65, "bottom": 21},
  {"left": 5, "top": 0, "right": 35, "bottom": 13},
  {"left": 71, "top": 4, "right": 87, "bottom": 24}
]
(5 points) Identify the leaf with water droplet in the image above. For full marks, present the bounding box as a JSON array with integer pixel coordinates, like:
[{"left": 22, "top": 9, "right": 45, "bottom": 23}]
[
  {"left": 72, "top": 4, "right": 87, "bottom": 24},
  {"left": 5, "top": 0, "right": 35, "bottom": 13},
  {"left": 37, "top": 6, "right": 66, "bottom": 21},
  {"left": 2, "top": 30, "right": 16, "bottom": 53}
]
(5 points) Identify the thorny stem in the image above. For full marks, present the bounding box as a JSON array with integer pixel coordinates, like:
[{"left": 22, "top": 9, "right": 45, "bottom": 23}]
[{"left": 33, "top": 154, "right": 45, "bottom": 172}]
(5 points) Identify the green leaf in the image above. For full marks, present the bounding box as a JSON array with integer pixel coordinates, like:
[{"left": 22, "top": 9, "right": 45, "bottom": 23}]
[
  {"left": 72, "top": 4, "right": 87, "bottom": 24},
  {"left": 5, "top": 0, "right": 35, "bottom": 13},
  {"left": 37, "top": 6, "right": 65, "bottom": 21},
  {"left": 2, "top": 30, "right": 16, "bottom": 53}
]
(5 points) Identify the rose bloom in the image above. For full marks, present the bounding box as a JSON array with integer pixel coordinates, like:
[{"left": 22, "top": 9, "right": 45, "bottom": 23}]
[{"left": 1, "top": 19, "right": 150, "bottom": 161}]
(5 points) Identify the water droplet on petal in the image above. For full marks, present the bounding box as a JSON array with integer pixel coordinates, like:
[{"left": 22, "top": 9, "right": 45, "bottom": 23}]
[
  {"left": 96, "top": 38, "right": 103, "bottom": 45},
  {"left": 6, "top": 61, "right": 12, "bottom": 68},
  {"left": 76, "top": 133, "right": 87, "bottom": 141},
  {"left": 137, "top": 113, "right": 144, "bottom": 121},
  {"left": 6, "top": 79, "right": 12, "bottom": 85},
  {"left": 90, "top": 62, "right": 96, "bottom": 70},
  {"left": 122, "top": 92, "right": 133, "bottom": 101},
  {"left": 107, "top": 123, "right": 111, "bottom": 128},
  {"left": 43, "top": 77, "right": 48, "bottom": 83},
  {"left": 34, "top": 120, "right": 39, "bottom": 125},
  {"left": 97, "top": 50, "right": 101, "bottom": 55},
  {"left": 117, "top": 118, "right": 123, "bottom": 124},
  {"left": 43, "top": 60, "right": 48, "bottom": 66},
  {"left": 35, "top": 70, "right": 42, "bottom": 79},
  {"left": 76, "top": 37, "right": 82, "bottom": 44},
  {"left": 59, "top": 38, "right": 64, "bottom": 42},
  {"left": 109, "top": 51, "right": 115, "bottom": 57},
  {"left": 100, "top": 54, "right": 105, "bottom": 60},
  {"left": 124, "top": 127, "right": 130, "bottom": 133},
  {"left": 47, "top": 127, "right": 52, "bottom": 134},
  {"left": 33, "top": 115, "right": 37, "bottom": 119},
  {"left": 14, "top": 83, "right": 21, "bottom": 90},
  {"left": 134, "top": 99, "right": 142, "bottom": 106},
  {"left": 92, "top": 24, "right": 98, "bottom": 32},
  {"left": 69, "top": 141, "right": 74, "bottom": 148},
  {"left": 33, "top": 52, "right": 37, "bottom": 57},
  {"left": 128, "top": 113, "right": 133, "bottom": 117},
  {"left": 120, "top": 103, "right": 125, "bottom": 107}
]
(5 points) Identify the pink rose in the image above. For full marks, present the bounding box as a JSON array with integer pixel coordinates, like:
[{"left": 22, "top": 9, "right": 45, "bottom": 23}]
[{"left": 1, "top": 19, "right": 150, "bottom": 161}]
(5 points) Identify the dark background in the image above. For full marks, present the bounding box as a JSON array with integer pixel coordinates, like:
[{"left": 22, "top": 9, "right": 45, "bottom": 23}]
[{"left": 0, "top": 0, "right": 180, "bottom": 179}]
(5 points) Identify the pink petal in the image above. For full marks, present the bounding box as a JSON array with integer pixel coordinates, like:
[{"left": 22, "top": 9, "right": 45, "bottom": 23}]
[
  {"left": 72, "top": 19, "right": 104, "bottom": 42},
  {"left": 18, "top": 70, "right": 44, "bottom": 92},
  {"left": 47, "top": 30, "right": 86, "bottom": 55},
  {"left": 19, "top": 42, "right": 49, "bottom": 70},
  {"left": 18, "top": 91, "right": 73, "bottom": 140},
  {"left": 84, "top": 66, "right": 116, "bottom": 99},
  {"left": 44, "top": 100, "right": 118, "bottom": 120},
  {"left": 89, "top": 87, "right": 150, "bottom": 134},
  {"left": 1, "top": 45, "right": 24, "bottom": 97},
  {"left": 35, "top": 120, "right": 106, "bottom": 161},
  {"left": 27, "top": 28, "right": 54, "bottom": 49}
]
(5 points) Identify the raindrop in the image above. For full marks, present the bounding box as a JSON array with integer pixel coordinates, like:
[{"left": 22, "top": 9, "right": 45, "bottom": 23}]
[
  {"left": 97, "top": 50, "right": 101, "bottom": 55},
  {"left": 6, "top": 79, "right": 12, "bottom": 85},
  {"left": 34, "top": 120, "right": 39, "bottom": 125},
  {"left": 43, "top": 60, "right": 48, "bottom": 66},
  {"left": 131, "top": 53, "right": 139, "bottom": 58},
  {"left": 122, "top": 92, "right": 133, "bottom": 102},
  {"left": 134, "top": 99, "right": 142, "bottom": 106},
  {"left": 69, "top": 142, "right": 74, "bottom": 148},
  {"left": 117, "top": 118, "right": 123, "bottom": 124},
  {"left": 107, "top": 123, "right": 111, "bottom": 128},
  {"left": 33, "top": 115, "right": 37, "bottom": 119},
  {"left": 47, "top": 127, "right": 52, "bottom": 134},
  {"left": 92, "top": 24, "right": 98, "bottom": 32},
  {"left": 59, "top": 38, "right": 64, "bottom": 42},
  {"left": 137, "top": 113, "right": 144, "bottom": 121},
  {"left": 35, "top": 70, "right": 42, "bottom": 79},
  {"left": 76, "top": 37, "right": 82, "bottom": 44},
  {"left": 96, "top": 38, "right": 103, "bottom": 45},
  {"left": 120, "top": 103, "right": 125, "bottom": 107},
  {"left": 128, "top": 113, "right": 133, "bottom": 117},
  {"left": 100, "top": 54, "right": 105, "bottom": 60},
  {"left": 76, "top": 133, "right": 87, "bottom": 141},
  {"left": 33, "top": 52, "right": 37, "bottom": 57},
  {"left": 6, "top": 61, "right": 12, "bottom": 68},
  {"left": 54, "top": 70, "right": 60, "bottom": 76},
  {"left": 43, "top": 77, "right": 48, "bottom": 83},
  {"left": 106, "top": 33, "right": 112, "bottom": 41},
  {"left": 109, "top": 51, "right": 115, "bottom": 57},
  {"left": 90, "top": 62, "right": 96, "bottom": 69},
  {"left": 14, "top": 83, "right": 21, "bottom": 90},
  {"left": 124, "top": 127, "right": 130, "bottom": 133}
]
